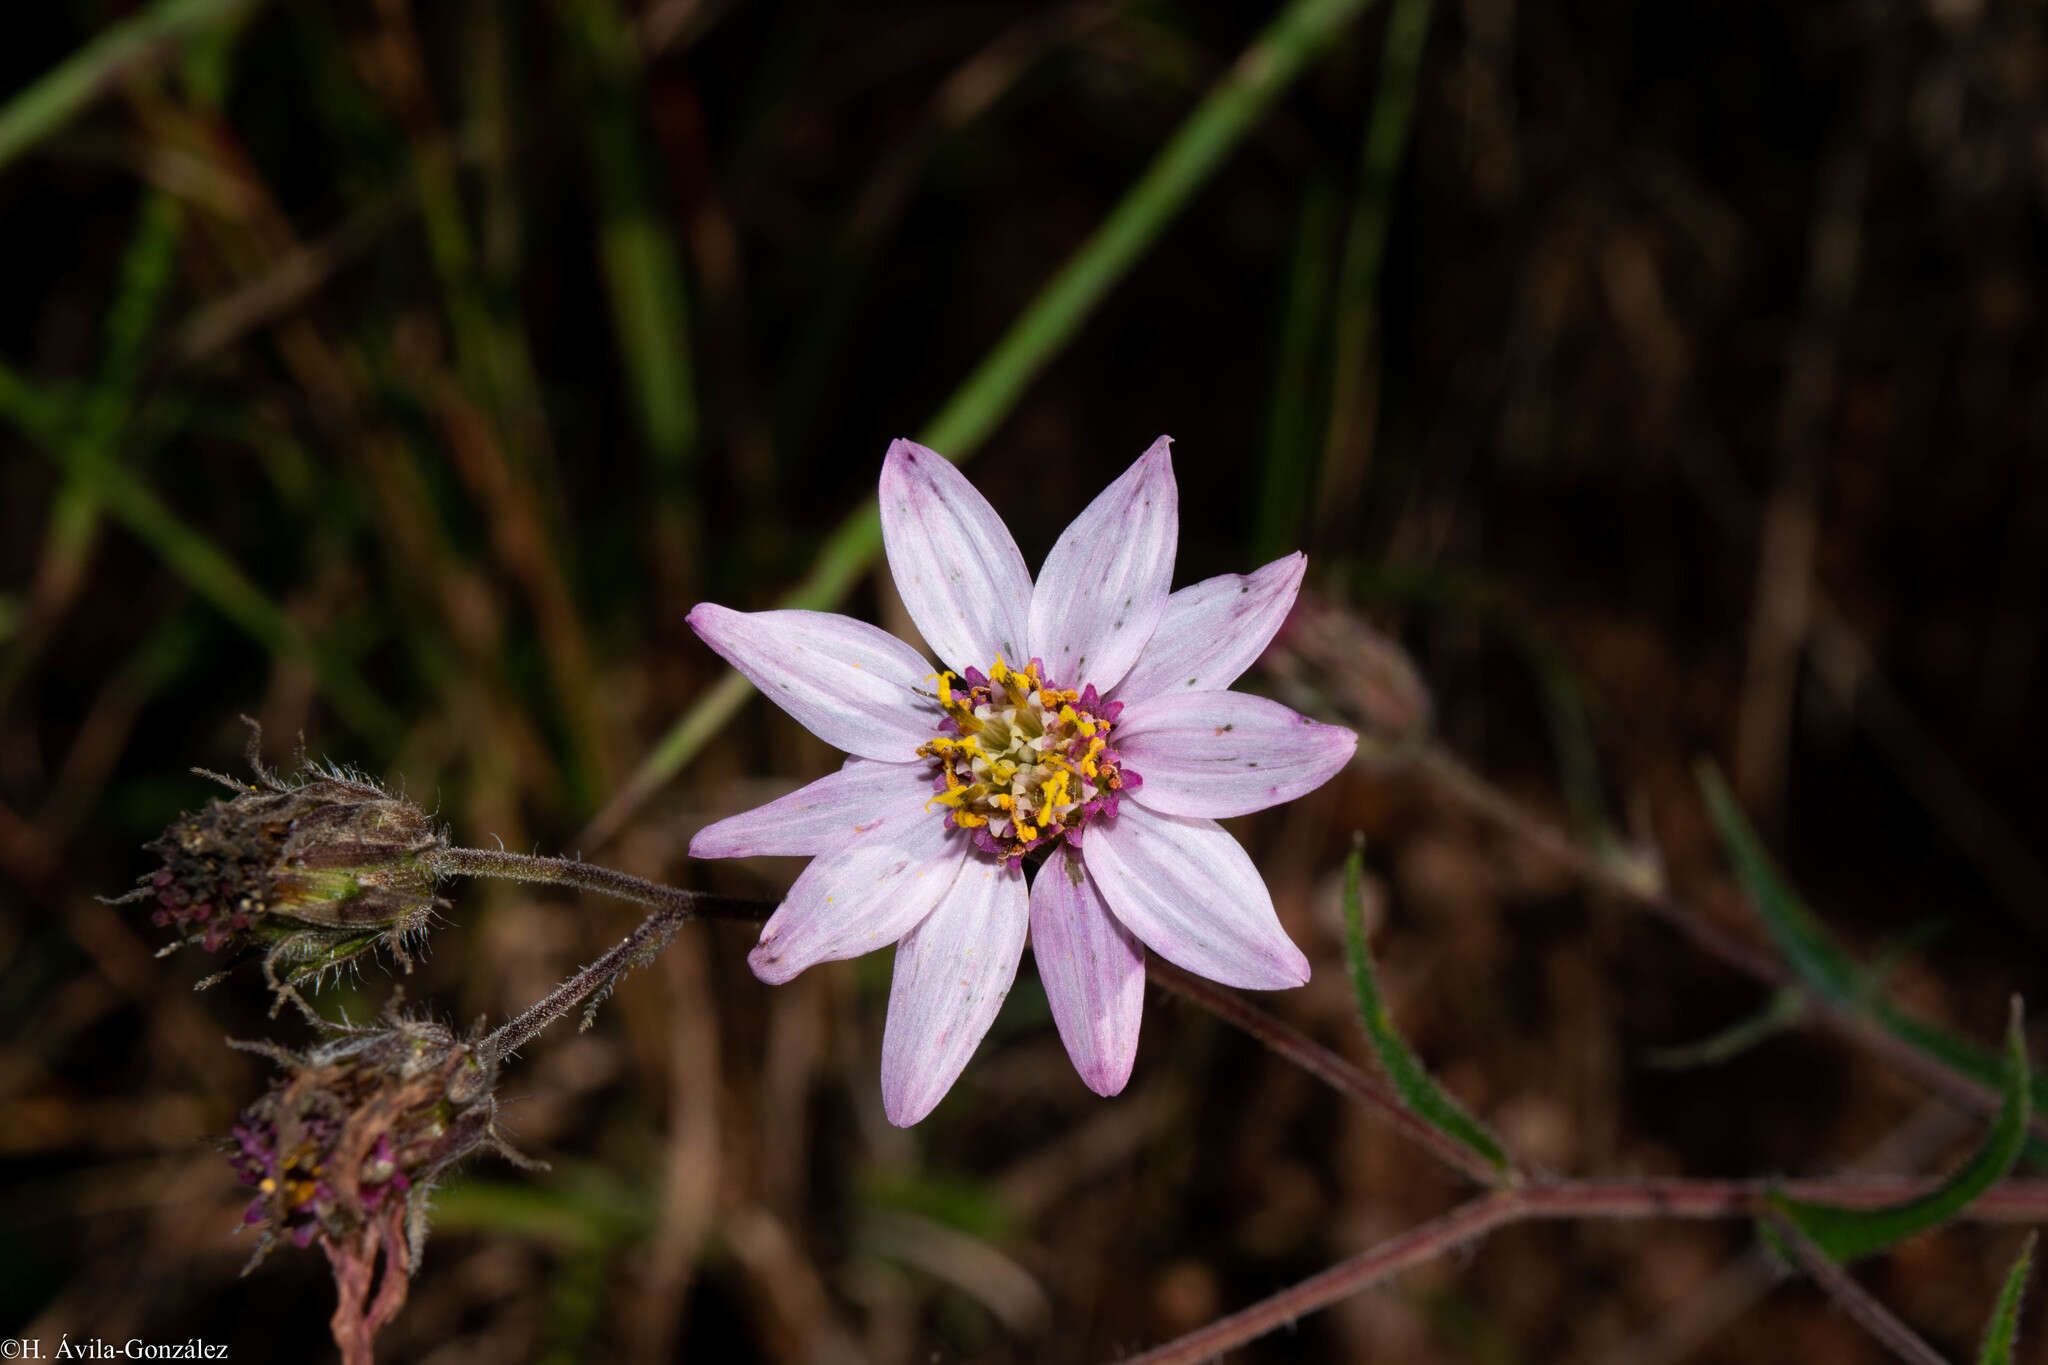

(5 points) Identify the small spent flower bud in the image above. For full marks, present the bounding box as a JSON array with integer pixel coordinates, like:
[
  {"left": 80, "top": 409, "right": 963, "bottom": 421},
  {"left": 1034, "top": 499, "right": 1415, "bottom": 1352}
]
[
  {"left": 228, "top": 1016, "right": 530, "bottom": 1269},
  {"left": 113, "top": 723, "right": 447, "bottom": 994},
  {"left": 1265, "top": 591, "right": 1434, "bottom": 766}
]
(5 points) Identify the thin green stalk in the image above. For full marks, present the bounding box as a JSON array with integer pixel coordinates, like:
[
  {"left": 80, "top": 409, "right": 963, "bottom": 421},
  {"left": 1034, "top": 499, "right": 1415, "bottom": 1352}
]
[
  {"left": 0, "top": 0, "right": 260, "bottom": 174},
  {"left": 1314, "top": 0, "right": 1434, "bottom": 533},
  {"left": 922, "top": 0, "right": 1382, "bottom": 454},
  {"left": 375, "top": 0, "right": 561, "bottom": 491},
  {"left": 562, "top": 0, "right": 701, "bottom": 476},
  {"left": 3, "top": 189, "right": 189, "bottom": 719},
  {"left": 1344, "top": 0, "right": 1433, "bottom": 324},
  {"left": 559, "top": 0, "right": 704, "bottom": 634},
  {"left": 581, "top": 0, "right": 1384, "bottom": 848},
  {"left": 397, "top": 78, "right": 505, "bottom": 418}
]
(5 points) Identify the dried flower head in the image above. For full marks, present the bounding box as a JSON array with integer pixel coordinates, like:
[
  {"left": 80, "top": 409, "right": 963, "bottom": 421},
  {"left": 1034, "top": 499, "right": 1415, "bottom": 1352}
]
[
  {"left": 113, "top": 723, "right": 446, "bottom": 995},
  {"left": 1263, "top": 590, "right": 1434, "bottom": 766},
  {"left": 228, "top": 1014, "right": 530, "bottom": 1268}
]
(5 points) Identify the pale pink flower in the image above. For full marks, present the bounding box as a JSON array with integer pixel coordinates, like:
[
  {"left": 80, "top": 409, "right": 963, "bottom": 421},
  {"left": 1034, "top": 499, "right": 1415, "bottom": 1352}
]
[{"left": 688, "top": 438, "right": 1356, "bottom": 1125}]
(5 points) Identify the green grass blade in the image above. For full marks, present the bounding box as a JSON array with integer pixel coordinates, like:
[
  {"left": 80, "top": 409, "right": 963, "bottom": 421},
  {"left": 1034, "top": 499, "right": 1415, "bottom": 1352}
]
[
  {"left": 0, "top": 190, "right": 184, "bottom": 714},
  {"left": 1316, "top": 0, "right": 1434, "bottom": 528},
  {"left": 1340, "top": 840, "right": 1512, "bottom": 1176},
  {"left": 563, "top": 0, "right": 700, "bottom": 473},
  {"left": 583, "top": 0, "right": 1384, "bottom": 846},
  {"left": 1341, "top": 0, "right": 1434, "bottom": 318},
  {"left": 1978, "top": 1231, "right": 2036, "bottom": 1365},
  {"left": 0, "top": 0, "right": 259, "bottom": 175},
  {"left": 1874, "top": 999, "right": 2008, "bottom": 1094},
  {"left": 1773, "top": 999, "right": 2031, "bottom": 1261},
  {"left": 1697, "top": 759, "right": 1864, "bottom": 1005},
  {"left": 1253, "top": 175, "right": 1339, "bottom": 563},
  {"left": 920, "top": 0, "right": 1382, "bottom": 456},
  {"left": 34, "top": 422, "right": 398, "bottom": 744},
  {"left": 0, "top": 362, "right": 75, "bottom": 442}
]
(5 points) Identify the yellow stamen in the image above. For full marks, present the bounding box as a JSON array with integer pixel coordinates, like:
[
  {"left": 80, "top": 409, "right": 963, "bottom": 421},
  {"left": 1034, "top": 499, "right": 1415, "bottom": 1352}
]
[{"left": 919, "top": 655, "right": 1124, "bottom": 859}]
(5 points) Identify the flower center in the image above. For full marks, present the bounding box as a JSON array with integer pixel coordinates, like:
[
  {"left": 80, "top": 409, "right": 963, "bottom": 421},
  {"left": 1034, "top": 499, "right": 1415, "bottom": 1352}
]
[{"left": 919, "top": 656, "right": 1140, "bottom": 862}]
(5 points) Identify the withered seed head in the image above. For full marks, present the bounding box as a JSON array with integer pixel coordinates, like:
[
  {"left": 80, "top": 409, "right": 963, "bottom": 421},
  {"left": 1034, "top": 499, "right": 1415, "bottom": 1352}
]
[
  {"left": 1265, "top": 592, "right": 1434, "bottom": 767},
  {"left": 228, "top": 1015, "right": 535, "bottom": 1269},
  {"left": 115, "top": 722, "right": 448, "bottom": 994}
]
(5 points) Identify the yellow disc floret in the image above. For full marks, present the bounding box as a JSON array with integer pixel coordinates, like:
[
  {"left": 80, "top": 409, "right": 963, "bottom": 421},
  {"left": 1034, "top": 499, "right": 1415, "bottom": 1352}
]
[{"left": 918, "top": 656, "right": 1138, "bottom": 862}]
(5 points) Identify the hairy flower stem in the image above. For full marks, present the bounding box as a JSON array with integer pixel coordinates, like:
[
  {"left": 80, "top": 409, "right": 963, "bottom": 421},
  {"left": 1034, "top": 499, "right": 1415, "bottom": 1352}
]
[
  {"left": 430, "top": 848, "right": 772, "bottom": 1064},
  {"left": 435, "top": 846, "right": 771, "bottom": 922},
  {"left": 477, "top": 885, "right": 770, "bottom": 1064},
  {"left": 1122, "top": 1176, "right": 2048, "bottom": 1365}
]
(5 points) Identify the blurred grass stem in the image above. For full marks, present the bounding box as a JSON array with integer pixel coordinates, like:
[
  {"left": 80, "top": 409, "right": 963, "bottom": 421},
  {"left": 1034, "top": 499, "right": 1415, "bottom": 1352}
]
[
  {"left": 1254, "top": 176, "right": 1338, "bottom": 562},
  {"left": 0, "top": 0, "right": 259, "bottom": 174},
  {"left": 1312, "top": 0, "right": 1434, "bottom": 540},
  {"left": 6, "top": 375, "right": 400, "bottom": 742},
  {"left": 0, "top": 189, "right": 183, "bottom": 715}
]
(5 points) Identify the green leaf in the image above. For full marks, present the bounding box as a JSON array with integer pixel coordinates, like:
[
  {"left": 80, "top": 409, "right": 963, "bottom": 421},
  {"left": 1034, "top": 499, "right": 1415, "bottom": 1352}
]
[
  {"left": 1978, "top": 1231, "right": 2036, "bottom": 1365},
  {"left": 1773, "top": 999, "right": 2031, "bottom": 1261},
  {"left": 1875, "top": 1001, "right": 2009, "bottom": 1096},
  {"left": 1340, "top": 838, "right": 1511, "bottom": 1175},
  {"left": 1696, "top": 760, "right": 1863, "bottom": 1005},
  {"left": 0, "top": 0, "right": 258, "bottom": 175},
  {"left": 1644, "top": 987, "right": 1806, "bottom": 1070},
  {"left": 1697, "top": 760, "right": 2048, "bottom": 1164}
]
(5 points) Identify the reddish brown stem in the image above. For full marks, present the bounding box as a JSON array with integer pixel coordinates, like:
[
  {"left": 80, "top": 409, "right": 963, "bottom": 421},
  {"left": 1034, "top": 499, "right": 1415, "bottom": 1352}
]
[
  {"left": 1764, "top": 1210, "right": 1948, "bottom": 1365},
  {"left": 1120, "top": 1193, "right": 1521, "bottom": 1365},
  {"left": 1120, "top": 1175, "right": 2048, "bottom": 1364},
  {"left": 321, "top": 1214, "right": 412, "bottom": 1365}
]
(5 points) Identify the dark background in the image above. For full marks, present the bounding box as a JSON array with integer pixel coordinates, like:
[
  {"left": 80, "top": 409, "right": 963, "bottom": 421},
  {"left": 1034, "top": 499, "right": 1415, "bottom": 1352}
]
[{"left": 3, "top": 0, "right": 2046, "bottom": 1359}]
